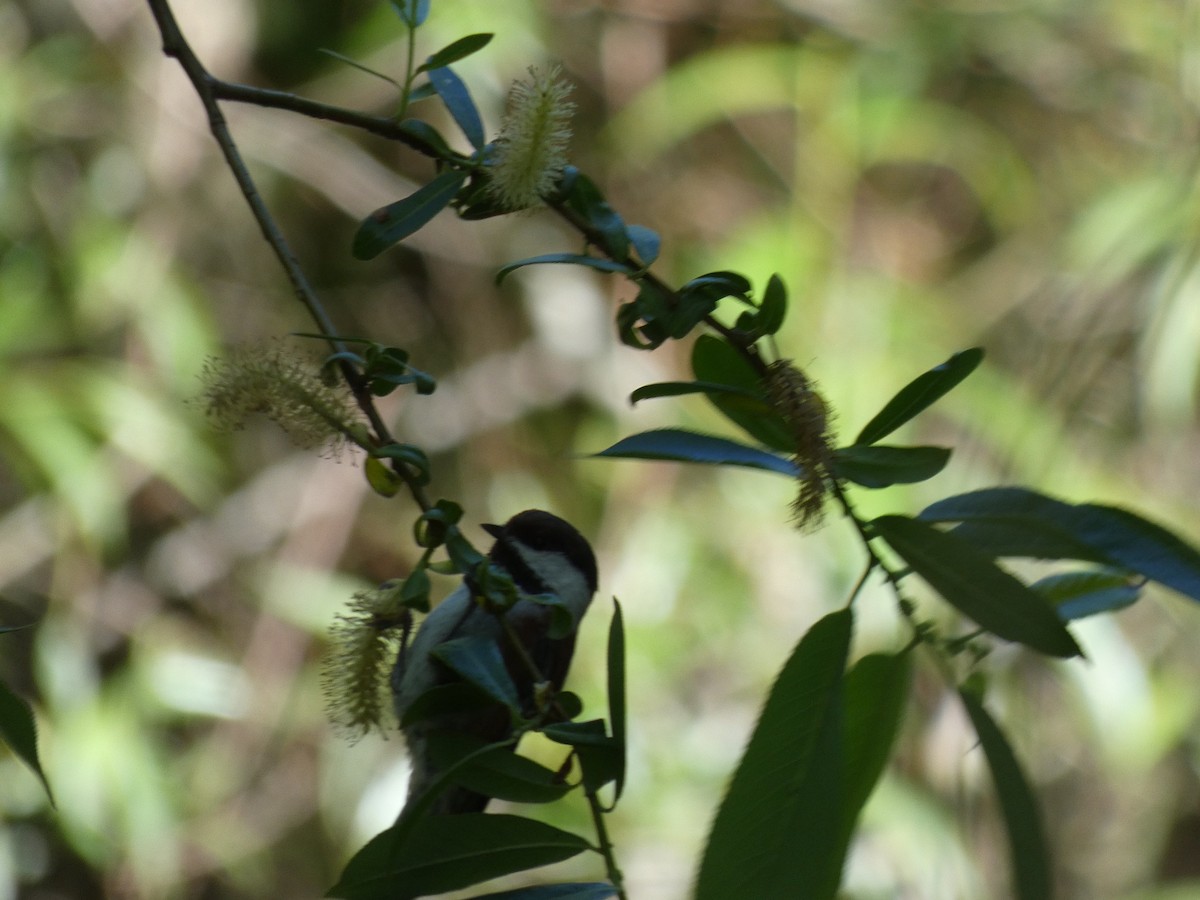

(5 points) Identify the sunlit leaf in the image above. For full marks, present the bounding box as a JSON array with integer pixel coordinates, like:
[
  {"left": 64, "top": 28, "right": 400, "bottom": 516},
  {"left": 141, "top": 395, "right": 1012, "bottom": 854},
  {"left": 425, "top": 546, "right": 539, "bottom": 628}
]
[
  {"left": 1030, "top": 569, "right": 1141, "bottom": 620},
  {"left": 330, "top": 814, "right": 590, "bottom": 900},
  {"left": 832, "top": 444, "right": 950, "bottom": 488},
  {"left": 353, "top": 170, "right": 467, "bottom": 259},
  {"left": 855, "top": 348, "right": 984, "bottom": 446},
  {"left": 871, "top": 515, "right": 1082, "bottom": 658},
  {"left": 419, "top": 34, "right": 494, "bottom": 72},
  {"left": 592, "top": 428, "right": 797, "bottom": 476},
  {"left": 695, "top": 609, "right": 852, "bottom": 900},
  {"left": 960, "top": 690, "right": 1053, "bottom": 900}
]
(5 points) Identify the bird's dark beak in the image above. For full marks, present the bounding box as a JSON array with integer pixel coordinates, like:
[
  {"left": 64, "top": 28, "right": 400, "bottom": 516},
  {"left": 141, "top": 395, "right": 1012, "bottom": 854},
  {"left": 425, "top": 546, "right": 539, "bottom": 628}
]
[{"left": 482, "top": 522, "right": 503, "bottom": 539}]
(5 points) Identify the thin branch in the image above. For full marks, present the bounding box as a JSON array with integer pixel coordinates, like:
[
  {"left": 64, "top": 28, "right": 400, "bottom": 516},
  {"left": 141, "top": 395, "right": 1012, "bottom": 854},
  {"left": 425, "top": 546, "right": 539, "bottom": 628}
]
[{"left": 146, "top": 0, "right": 431, "bottom": 510}]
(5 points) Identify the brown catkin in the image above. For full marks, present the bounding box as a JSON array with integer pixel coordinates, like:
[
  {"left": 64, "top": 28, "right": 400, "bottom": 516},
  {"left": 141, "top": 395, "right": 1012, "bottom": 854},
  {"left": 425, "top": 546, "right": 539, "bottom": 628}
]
[{"left": 763, "top": 360, "right": 835, "bottom": 530}]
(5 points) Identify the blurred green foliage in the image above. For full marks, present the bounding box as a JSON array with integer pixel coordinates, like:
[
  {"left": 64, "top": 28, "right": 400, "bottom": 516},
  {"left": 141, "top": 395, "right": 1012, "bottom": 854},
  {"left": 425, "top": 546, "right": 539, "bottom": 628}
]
[{"left": 1, "top": 0, "right": 1200, "bottom": 897}]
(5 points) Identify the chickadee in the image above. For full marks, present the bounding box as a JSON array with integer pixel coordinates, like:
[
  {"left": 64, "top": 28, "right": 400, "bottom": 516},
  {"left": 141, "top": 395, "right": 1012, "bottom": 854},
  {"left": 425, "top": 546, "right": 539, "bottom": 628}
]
[{"left": 392, "top": 509, "right": 598, "bottom": 817}]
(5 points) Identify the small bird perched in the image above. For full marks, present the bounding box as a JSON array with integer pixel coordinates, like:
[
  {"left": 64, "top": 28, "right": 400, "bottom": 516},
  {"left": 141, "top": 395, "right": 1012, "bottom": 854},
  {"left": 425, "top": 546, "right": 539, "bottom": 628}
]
[{"left": 391, "top": 509, "right": 598, "bottom": 818}]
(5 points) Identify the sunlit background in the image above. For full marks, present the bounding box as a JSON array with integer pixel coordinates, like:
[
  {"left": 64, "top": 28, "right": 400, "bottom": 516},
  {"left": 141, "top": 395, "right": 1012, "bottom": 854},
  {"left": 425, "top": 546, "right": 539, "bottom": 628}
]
[{"left": 3, "top": 0, "right": 1200, "bottom": 897}]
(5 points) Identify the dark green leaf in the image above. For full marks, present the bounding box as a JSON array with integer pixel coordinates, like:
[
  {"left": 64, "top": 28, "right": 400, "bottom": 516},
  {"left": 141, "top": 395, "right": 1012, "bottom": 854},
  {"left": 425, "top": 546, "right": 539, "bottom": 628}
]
[
  {"left": 419, "top": 33, "right": 494, "bottom": 72},
  {"left": 592, "top": 429, "right": 797, "bottom": 477},
  {"left": 1031, "top": 569, "right": 1141, "bottom": 620},
  {"left": 390, "top": 0, "right": 431, "bottom": 28},
  {"left": 561, "top": 172, "right": 628, "bottom": 260},
  {"left": 855, "top": 348, "right": 984, "bottom": 446},
  {"left": 626, "top": 225, "right": 660, "bottom": 266},
  {"left": 835, "top": 652, "right": 909, "bottom": 862},
  {"left": 399, "top": 567, "right": 431, "bottom": 612},
  {"left": 832, "top": 444, "right": 951, "bottom": 488},
  {"left": 691, "top": 335, "right": 793, "bottom": 452},
  {"left": 754, "top": 273, "right": 788, "bottom": 336},
  {"left": 329, "top": 814, "right": 590, "bottom": 900},
  {"left": 921, "top": 487, "right": 1200, "bottom": 602},
  {"left": 353, "top": 169, "right": 467, "bottom": 259},
  {"left": 615, "top": 284, "right": 672, "bottom": 350},
  {"left": 960, "top": 691, "right": 1053, "bottom": 900},
  {"left": 496, "top": 254, "right": 633, "bottom": 284},
  {"left": 695, "top": 609, "right": 852, "bottom": 900},
  {"left": 432, "top": 636, "right": 521, "bottom": 712},
  {"left": 428, "top": 66, "right": 485, "bottom": 150},
  {"left": 425, "top": 733, "right": 571, "bottom": 804},
  {"left": 465, "top": 883, "right": 617, "bottom": 900},
  {"left": 629, "top": 380, "right": 763, "bottom": 405},
  {"left": 372, "top": 443, "right": 431, "bottom": 485},
  {"left": 0, "top": 679, "right": 53, "bottom": 804},
  {"left": 871, "top": 515, "right": 1082, "bottom": 658},
  {"left": 682, "top": 270, "right": 752, "bottom": 298},
  {"left": 527, "top": 593, "right": 576, "bottom": 640},
  {"left": 607, "top": 600, "right": 627, "bottom": 802},
  {"left": 542, "top": 719, "right": 621, "bottom": 793}
]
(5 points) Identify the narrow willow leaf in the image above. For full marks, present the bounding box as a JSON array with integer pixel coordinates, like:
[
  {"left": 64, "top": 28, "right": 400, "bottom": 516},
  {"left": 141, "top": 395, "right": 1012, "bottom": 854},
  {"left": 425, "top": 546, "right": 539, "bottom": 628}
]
[
  {"left": 592, "top": 429, "right": 797, "bottom": 476},
  {"left": 431, "top": 636, "right": 521, "bottom": 712},
  {"left": 0, "top": 679, "right": 53, "bottom": 804},
  {"left": 629, "top": 380, "right": 764, "bottom": 405},
  {"left": 467, "top": 882, "right": 618, "bottom": 899},
  {"left": 318, "top": 49, "right": 401, "bottom": 88},
  {"left": 542, "top": 720, "right": 622, "bottom": 793},
  {"left": 835, "top": 652, "right": 910, "bottom": 860},
  {"left": 695, "top": 609, "right": 852, "bottom": 900},
  {"left": 353, "top": 169, "right": 466, "bottom": 259},
  {"left": 832, "top": 444, "right": 951, "bottom": 488},
  {"left": 855, "top": 348, "right": 984, "bottom": 445},
  {"left": 1031, "top": 569, "right": 1141, "bottom": 620},
  {"left": 921, "top": 487, "right": 1200, "bottom": 602},
  {"left": 394, "top": 119, "right": 458, "bottom": 159},
  {"left": 495, "top": 253, "right": 632, "bottom": 284},
  {"left": 960, "top": 691, "right": 1053, "bottom": 900},
  {"left": 691, "top": 335, "right": 793, "bottom": 452},
  {"left": 390, "top": 0, "right": 431, "bottom": 28},
  {"left": 607, "top": 599, "right": 627, "bottom": 801},
  {"left": 871, "top": 515, "right": 1082, "bottom": 658},
  {"left": 419, "top": 33, "right": 494, "bottom": 72},
  {"left": 428, "top": 66, "right": 485, "bottom": 150},
  {"left": 329, "top": 814, "right": 591, "bottom": 900}
]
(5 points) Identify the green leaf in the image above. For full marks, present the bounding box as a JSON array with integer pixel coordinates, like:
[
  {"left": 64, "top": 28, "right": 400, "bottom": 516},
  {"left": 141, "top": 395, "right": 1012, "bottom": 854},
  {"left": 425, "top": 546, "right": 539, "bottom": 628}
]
[
  {"left": 318, "top": 49, "right": 401, "bottom": 89},
  {"left": 561, "top": 172, "right": 629, "bottom": 260},
  {"left": 428, "top": 66, "right": 485, "bottom": 150},
  {"left": 921, "top": 487, "right": 1200, "bottom": 602},
  {"left": 691, "top": 335, "right": 794, "bottom": 452},
  {"left": 432, "top": 636, "right": 521, "bottom": 712},
  {"left": 419, "top": 33, "right": 494, "bottom": 72},
  {"left": 364, "top": 456, "right": 402, "bottom": 497},
  {"left": 607, "top": 600, "right": 627, "bottom": 801},
  {"left": 753, "top": 273, "right": 788, "bottom": 336},
  {"left": 496, "top": 253, "right": 633, "bottom": 284},
  {"left": 960, "top": 691, "right": 1053, "bottom": 900},
  {"left": 835, "top": 652, "right": 909, "bottom": 862},
  {"left": 465, "top": 883, "right": 617, "bottom": 900},
  {"left": 329, "top": 814, "right": 591, "bottom": 900},
  {"left": 626, "top": 225, "right": 660, "bottom": 266},
  {"left": 592, "top": 428, "right": 797, "bottom": 476},
  {"left": 629, "top": 380, "right": 764, "bottom": 405},
  {"left": 1031, "top": 569, "right": 1141, "bottom": 620},
  {"left": 615, "top": 283, "right": 672, "bottom": 349},
  {"left": 832, "top": 444, "right": 951, "bottom": 488},
  {"left": 542, "top": 719, "right": 622, "bottom": 793},
  {"left": 855, "top": 348, "right": 984, "bottom": 445},
  {"left": 0, "top": 678, "right": 53, "bottom": 805},
  {"left": 353, "top": 169, "right": 467, "bottom": 260},
  {"left": 425, "top": 733, "right": 571, "bottom": 804},
  {"left": 871, "top": 515, "right": 1083, "bottom": 658},
  {"left": 695, "top": 609, "right": 852, "bottom": 900},
  {"left": 372, "top": 443, "right": 431, "bottom": 485},
  {"left": 399, "top": 567, "right": 431, "bottom": 613},
  {"left": 390, "top": 0, "right": 431, "bottom": 28}
]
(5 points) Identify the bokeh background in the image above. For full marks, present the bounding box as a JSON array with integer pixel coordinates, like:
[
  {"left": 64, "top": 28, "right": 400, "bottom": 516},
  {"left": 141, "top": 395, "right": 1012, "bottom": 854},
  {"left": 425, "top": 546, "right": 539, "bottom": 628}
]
[{"left": 3, "top": 0, "right": 1200, "bottom": 897}]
